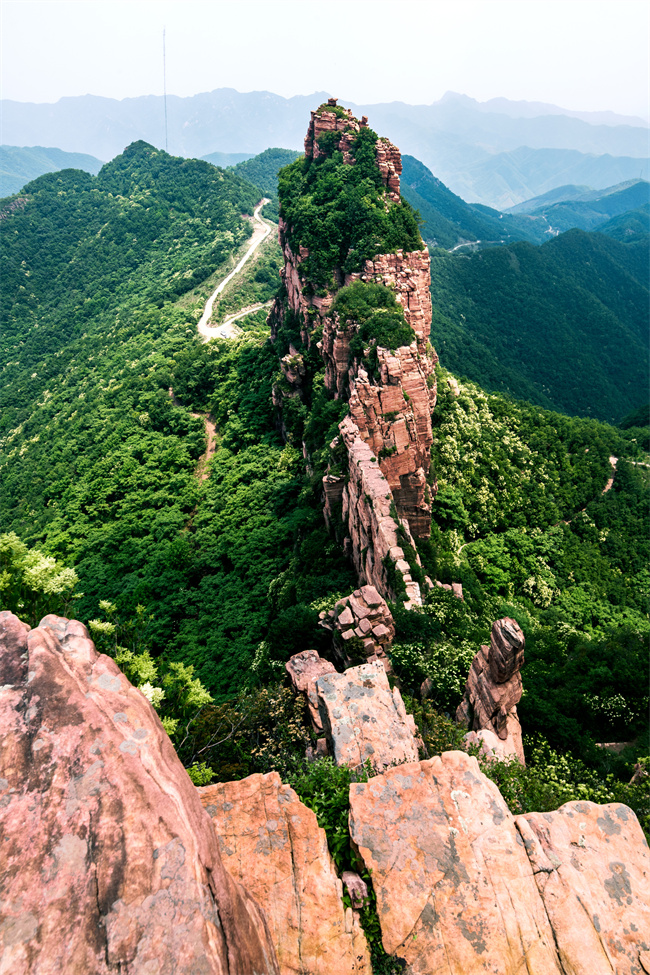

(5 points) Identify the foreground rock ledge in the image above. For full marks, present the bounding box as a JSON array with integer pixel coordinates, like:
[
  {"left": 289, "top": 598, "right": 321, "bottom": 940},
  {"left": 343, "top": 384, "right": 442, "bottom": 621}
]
[
  {"left": 349, "top": 750, "right": 650, "bottom": 975},
  {"left": 199, "top": 772, "right": 370, "bottom": 974},
  {"left": 0, "top": 612, "right": 279, "bottom": 975}
]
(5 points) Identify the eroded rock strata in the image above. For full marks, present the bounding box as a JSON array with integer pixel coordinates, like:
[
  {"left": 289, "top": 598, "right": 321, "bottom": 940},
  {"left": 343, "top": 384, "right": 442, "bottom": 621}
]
[
  {"left": 456, "top": 617, "right": 526, "bottom": 763},
  {"left": 198, "top": 772, "right": 370, "bottom": 975},
  {"left": 318, "top": 583, "right": 395, "bottom": 670},
  {"left": 0, "top": 612, "right": 279, "bottom": 975},
  {"left": 349, "top": 750, "right": 650, "bottom": 975},
  {"left": 271, "top": 102, "right": 438, "bottom": 605}
]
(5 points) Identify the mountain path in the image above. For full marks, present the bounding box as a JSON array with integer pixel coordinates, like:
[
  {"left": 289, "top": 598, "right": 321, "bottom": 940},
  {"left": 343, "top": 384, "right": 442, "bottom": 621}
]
[
  {"left": 198, "top": 198, "right": 272, "bottom": 342},
  {"left": 172, "top": 199, "right": 273, "bottom": 481},
  {"left": 458, "top": 454, "right": 623, "bottom": 554}
]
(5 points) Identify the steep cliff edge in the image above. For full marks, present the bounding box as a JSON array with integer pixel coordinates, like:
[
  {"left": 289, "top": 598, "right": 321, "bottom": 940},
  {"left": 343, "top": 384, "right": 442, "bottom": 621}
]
[
  {"left": 0, "top": 611, "right": 279, "bottom": 975},
  {"left": 271, "top": 101, "right": 437, "bottom": 604}
]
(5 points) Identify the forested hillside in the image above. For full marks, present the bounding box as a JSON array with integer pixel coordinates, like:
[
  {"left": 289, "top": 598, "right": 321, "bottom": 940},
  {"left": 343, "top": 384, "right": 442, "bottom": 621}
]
[
  {"left": 428, "top": 229, "right": 649, "bottom": 423},
  {"left": 1, "top": 143, "right": 648, "bottom": 832},
  {"left": 0, "top": 144, "right": 104, "bottom": 197},
  {"left": 400, "top": 154, "right": 548, "bottom": 248}
]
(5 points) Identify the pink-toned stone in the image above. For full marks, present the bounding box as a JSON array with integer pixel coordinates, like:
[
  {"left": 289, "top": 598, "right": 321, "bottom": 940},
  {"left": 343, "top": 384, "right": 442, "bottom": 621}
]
[
  {"left": 333, "top": 417, "right": 424, "bottom": 607},
  {"left": 456, "top": 617, "right": 526, "bottom": 764},
  {"left": 349, "top": 751, "right": 565, "bottom": 973},
  {"left": 341, "top": 871, "right": 369, "bottom": 910},
  {"left": 285, "top": 649, "right": 337, "bottom": 732},
  {"left": 489, "top": 616, "right": 525, "bottom": 683},
  {"left": 320, "top": 585, "right": 397, "bottom": 666},
  {"left": 198, "top": 772, "right": 370, "bottom": 975},
  {"left": 315, "top": 661, "right": 419, "bottom": 771},
  {"left": 349, "top": 751, "right": 650, "bottom": 973},
  {"left": 0, "top": 612, "right": 279, "bottom": 975},
  {"left": 463, "top": 728, "right": 510, "bottom": 761},
  {"left": 516, "top": 801, "right": 650, "bottom": 975}
]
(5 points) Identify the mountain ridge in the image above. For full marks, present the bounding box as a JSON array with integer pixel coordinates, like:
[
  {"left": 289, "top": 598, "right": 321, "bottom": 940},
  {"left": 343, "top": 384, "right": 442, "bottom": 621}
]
[{"left": 2, "top": 87, "right": 647, "bottom": 209}]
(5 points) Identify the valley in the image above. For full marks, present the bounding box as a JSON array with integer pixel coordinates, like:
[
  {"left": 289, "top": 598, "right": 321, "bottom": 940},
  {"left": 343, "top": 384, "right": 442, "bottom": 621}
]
[{"left": 0, "top": 98, "right": 648, "bottom": 975}]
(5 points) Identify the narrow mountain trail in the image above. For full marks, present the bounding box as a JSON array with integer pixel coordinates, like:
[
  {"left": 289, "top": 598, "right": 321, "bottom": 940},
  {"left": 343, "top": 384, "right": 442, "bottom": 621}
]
[
  {"left": 168, "top": 387, "right": 217, "bottom": 483},
  {"left": 458, "top": 454, "right": 625, "bottom": 555},
  {"left": 197, "top": 198, "right": 272, "bottom": 342},
  {"left": 172, "top": 199, "right": 274, "bottom": 483}
]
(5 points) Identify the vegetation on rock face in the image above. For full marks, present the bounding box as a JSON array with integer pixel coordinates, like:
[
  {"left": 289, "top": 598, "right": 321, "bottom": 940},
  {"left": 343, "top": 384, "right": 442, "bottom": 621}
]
[
  {"left": 278, "top": 122, "right": 422, "bottom": 285},
  {"left": 1, "top": 135, "right": 648, "bottom": 921},
  {"left": 332, "top": 280, "right": 416, "bottom": 372}
]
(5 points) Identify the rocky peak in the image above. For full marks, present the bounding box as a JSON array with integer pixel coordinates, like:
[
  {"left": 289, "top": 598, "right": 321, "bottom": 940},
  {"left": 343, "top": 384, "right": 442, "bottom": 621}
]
[{"left": 272, "top": 104, "right": 438, "bottom": 605}]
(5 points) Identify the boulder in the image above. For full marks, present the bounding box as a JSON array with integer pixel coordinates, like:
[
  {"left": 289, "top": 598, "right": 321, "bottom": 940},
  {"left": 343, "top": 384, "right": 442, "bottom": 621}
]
[
  {"left": 285, "top": 649, "right": 336, "bottom": 731},
  {"left": 349, "top": 751, "right": 650, "bottom": 974},
  {"left": 199, "top": 772, "right": 370, "bottom": 975},
  {"left": 319, "top": 586, "right": 396, "bottom": 670},
  {"left": 456, "top": 617, "right": 526, "bottom": 764},
  {"left": 517, "top": 801, "right": 650, "bottom": 975},
  {"left": 462, "top": 728, "right": 510, "bottom": 761},
  {"left": 0, "top": 612, "right": 279, "bottom": 975},
  {"left": 315, "top": 660, "right": 419, "bottom": 771},
  {"left": 341, "top": 871, "right": 369, "bottom": 910},
  {"left": 349, "top": 751, "right": 563, "bottom": 973}
]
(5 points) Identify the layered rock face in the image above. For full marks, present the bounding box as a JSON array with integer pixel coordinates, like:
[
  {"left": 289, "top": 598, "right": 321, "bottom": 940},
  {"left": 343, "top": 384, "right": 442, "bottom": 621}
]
[
  {"left": 0, "top": 612, "right": 279, "bottom": 975},
  {"left": 199, "top": 772, "right": 370, "bottom": 975},
  {"left": 285, "top": 648, "right": 336, "bottom": 731},
  {"left": 456, "top": 617, "right": 526, "bottom": 763},
  {"left": 318, "top": 583, "right": 395, "bottom": 670},
  {"left": 273, "top": 102, "right": 438, "bottom": 605},
  {"left": 315, "top": 660, "right": 419, "bottom": 771},
  {"left": 325, "top": 416, "right": 426, "bottom": 606},
  {"left": 349, "top": 750, "right": 650, "bottom": 975}
]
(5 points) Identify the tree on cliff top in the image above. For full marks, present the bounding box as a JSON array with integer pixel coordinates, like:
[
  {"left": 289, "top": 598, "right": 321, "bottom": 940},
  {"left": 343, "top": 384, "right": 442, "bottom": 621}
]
[{"left": 278, "top": 110, "right": 422, "bottom": 286}]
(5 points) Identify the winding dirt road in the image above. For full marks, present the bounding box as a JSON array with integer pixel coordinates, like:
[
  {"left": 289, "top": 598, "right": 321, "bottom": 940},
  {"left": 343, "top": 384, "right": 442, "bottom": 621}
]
[{"left": 198, "top": 199, "right": 272, "bottom": 341}]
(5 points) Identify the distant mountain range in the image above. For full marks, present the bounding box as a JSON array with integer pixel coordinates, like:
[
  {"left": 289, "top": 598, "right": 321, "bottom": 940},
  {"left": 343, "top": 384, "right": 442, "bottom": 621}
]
[
  {"left": 2, "top": 89, "right": 647, "bottom": 208},
  {"left": 0, "top": 145, "right": 103, "bottom": 198},
  {"left": 506, "top": 179, "right": 650, "bottom": 234}
]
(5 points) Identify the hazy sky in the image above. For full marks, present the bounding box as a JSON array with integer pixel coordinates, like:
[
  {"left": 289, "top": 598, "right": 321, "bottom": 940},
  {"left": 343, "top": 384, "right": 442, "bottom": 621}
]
[{"left": 2, "top": 0, "right": 649, "bottom": 120}]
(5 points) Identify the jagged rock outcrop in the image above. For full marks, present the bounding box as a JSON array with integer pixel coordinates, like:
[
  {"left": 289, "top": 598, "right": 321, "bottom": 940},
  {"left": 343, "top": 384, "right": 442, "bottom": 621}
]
[
  {"left": 456, "top": 617, "right": 526, "bottom": 764},
  {"left": 316, "top": 660, "right": 419, "bottom": 771},
  {"left": 517, "top": 802, "right": 650, "bottom": 974},
  {"left": 318, "top": 584, "right": 395, "bottom": 670},
  {"left": 325, "top": 416, "right": 425, "bottom": 606},
  {"left": 271, "top": 102, "right": 438, "bottom": 606},
  {"left": 285, "top": 649, "right": 336, "bottom": 731},
  {"left": 0, "top": 612, "right": 279, "bottom": 975},
  {"left": 198, "top": 772, "right": 370, "bottom": 975},
  {"left": 349, "top": 750, "right": 650, "bottom": 975}
]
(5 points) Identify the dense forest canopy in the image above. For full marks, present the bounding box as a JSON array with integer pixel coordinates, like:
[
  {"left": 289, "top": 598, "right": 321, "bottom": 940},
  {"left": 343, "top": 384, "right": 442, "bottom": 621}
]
[
  {"left": 428, "top": 229, "right": 649, "bottom": 423},
  {"left": 278, "top": 123, "right": 422, "bottom": 285},
  {"left": 1, "top": 141, "right": 648, "bottom": 849}
]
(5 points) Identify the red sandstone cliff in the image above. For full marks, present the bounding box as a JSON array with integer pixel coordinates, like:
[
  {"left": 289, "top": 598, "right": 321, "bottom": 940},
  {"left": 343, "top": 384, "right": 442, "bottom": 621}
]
[{"left": 272, "top": 102, "right": 438, "bottom": 605}]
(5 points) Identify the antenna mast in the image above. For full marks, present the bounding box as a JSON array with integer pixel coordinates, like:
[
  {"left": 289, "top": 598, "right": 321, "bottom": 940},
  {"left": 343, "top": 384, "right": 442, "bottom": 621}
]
[{"left": 163, "top": 28, "right": 168, "bottom": 152}]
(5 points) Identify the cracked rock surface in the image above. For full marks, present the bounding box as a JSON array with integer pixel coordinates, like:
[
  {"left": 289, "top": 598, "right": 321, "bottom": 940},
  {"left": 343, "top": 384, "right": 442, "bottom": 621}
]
[
  {"left": 199, "top": 772, "right": 370, "bottom": 975},
  {"left": 316, "top": 660, "right": 419, "bottom": 771},
  {"left": 0, "top": 611, "right": 279, "bottom": 975},
  {"left": 349, "top": 750, "right": 650, "bottom": 975}
]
